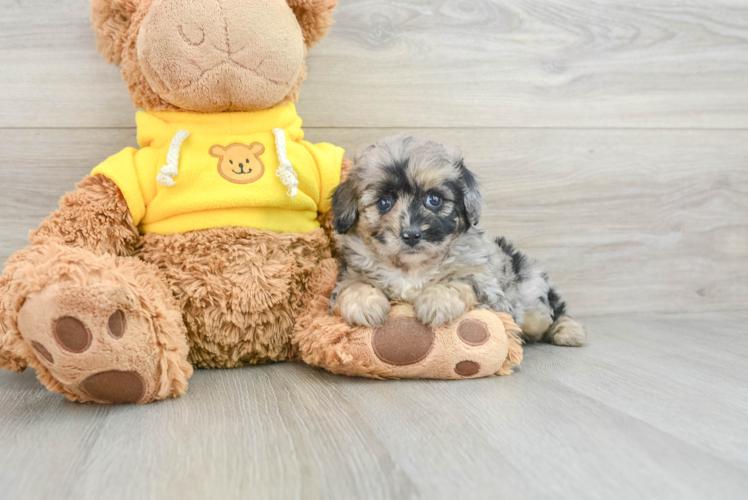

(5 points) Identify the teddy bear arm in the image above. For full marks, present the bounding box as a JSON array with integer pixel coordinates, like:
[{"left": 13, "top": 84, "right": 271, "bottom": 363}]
[{"left": 29, "top": 175, "right": 140, "bottom": 256}]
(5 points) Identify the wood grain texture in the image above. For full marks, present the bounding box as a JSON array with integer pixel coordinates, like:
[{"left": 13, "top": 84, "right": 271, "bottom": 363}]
[
  {"left": 2, "top": 127, "right": 746, "bottom": 315},
  {"left": 0, "top": 311, "right": 747, "bottom": 500},
  {"left": 1, "top": 0, "right": 748, "bottom": 128}
]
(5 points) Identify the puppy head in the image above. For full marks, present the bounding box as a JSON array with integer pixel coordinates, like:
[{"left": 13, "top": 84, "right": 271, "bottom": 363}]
[{"left": 332, "top": 135, "right": 482, "bottom": 265}]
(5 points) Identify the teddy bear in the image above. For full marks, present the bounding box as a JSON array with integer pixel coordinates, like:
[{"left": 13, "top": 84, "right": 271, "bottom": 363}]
[
  {"left": 0, "top": 0, "right": 522, "bottom": 404},
  {"left": 0, "top": 0, "right": 351, "bottom": 404}
]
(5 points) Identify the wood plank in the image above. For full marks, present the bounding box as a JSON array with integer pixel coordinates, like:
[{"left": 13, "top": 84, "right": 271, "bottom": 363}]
[
  {"left": 0, "top": 0, "right": 135, "bottom": 129},
  {"left": 2, "top": 0, "right": 748, "bottom": 129},
  {"left": 0, "top": 311, "right": 747, "bottom": 499},
  {"left": 543, "top": 312, "right": 748, "bottom": 465},
  {"left": 1, "top": 127, "right": 746, "bottom": 315}
]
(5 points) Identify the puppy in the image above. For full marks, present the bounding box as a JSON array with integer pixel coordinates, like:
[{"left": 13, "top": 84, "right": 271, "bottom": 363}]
[{"left": 329, "top": 135, "right": 587, "bottom": 346}]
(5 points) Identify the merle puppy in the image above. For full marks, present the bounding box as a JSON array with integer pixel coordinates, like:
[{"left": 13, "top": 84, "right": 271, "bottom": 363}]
[{"left": 329, "top": 135, "right": 587, "bottom": 346}]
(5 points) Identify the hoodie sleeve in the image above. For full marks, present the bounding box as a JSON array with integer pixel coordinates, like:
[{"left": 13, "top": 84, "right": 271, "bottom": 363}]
[
  {"left": 299, "top": 141, "right": 344, "bottom": 214},
  {"left": 91, "top": 148, "right": 147, "bottom": 226}
]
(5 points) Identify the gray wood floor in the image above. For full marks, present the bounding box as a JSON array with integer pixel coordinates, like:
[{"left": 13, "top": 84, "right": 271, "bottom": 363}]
[
  {"left": 0, "top": 311, "right": 746, "bottom": 500},
  {"left": 1, "top": 0, "right": 747, "bottom": 498}
]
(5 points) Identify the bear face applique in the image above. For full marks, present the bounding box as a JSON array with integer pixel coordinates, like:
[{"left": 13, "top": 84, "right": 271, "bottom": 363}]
[{"left": 209, "top": 143, "right": 266, "bottom": 184}]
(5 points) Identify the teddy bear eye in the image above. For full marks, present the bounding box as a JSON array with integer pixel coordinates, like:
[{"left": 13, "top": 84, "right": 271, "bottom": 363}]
[
  {"left": 229, "top": 160, "right": 233, "bottom": 164},
  {"left": 246, "top": 159, "right": 249, "bottom": 163}
]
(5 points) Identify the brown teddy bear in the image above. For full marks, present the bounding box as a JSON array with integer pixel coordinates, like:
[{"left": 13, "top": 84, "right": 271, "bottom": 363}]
[
  {"left": 0, "top": 0, "right": 351, "bottom": 404},
  {"left": 0, "top": 0, "right": 522, "bottom": 404}
]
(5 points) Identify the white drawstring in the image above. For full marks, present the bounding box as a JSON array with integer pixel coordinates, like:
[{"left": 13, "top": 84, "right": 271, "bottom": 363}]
[
  {"left": 272, "top": 128, "right": 298, "bottom": 198},
  {"left": 156, "top": 130, "right": 190, "bottom": 187}
]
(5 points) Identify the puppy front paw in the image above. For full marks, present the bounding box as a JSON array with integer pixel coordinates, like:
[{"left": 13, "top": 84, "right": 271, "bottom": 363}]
[
  {"left": 334, "top": 283, "right": 391, "bottom": 328},
  {"left": 414, "top": 285, "right": 468, "bottom": 327}
]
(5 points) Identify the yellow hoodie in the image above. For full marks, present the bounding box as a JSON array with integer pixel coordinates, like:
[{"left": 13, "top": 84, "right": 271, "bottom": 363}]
[{"left": 91, "top": 103, "right": 344, "bottom": 234}]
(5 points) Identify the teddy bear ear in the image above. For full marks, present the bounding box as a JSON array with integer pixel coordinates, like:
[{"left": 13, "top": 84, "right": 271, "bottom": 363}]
[
  {"left": 91, "top": 0, "right": 140, "bottom": 65},
  {"left": 286, "top": 0, "right": 338, "bottom": 49}
]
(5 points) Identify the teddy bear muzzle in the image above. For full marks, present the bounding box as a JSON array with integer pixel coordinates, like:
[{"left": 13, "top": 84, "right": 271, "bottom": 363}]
[{"left": 136, "top": 0, "right": 306, "bottom": 112}]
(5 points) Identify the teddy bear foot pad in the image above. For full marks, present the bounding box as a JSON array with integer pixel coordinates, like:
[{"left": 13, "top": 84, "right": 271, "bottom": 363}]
[
  {"left": 17, "top": 281, "right": 164, "bottom": 403},
  {"left": 297, "top": 303, "right": 523, "bottom": 380},
  {"left": 371, "top": 315, "right": 497, "bottom": 377}
]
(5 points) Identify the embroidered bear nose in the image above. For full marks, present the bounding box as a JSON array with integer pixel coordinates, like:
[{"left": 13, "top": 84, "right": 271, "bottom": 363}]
[{"left": 239, "top": 163, "right": 244, "bottom": 168}]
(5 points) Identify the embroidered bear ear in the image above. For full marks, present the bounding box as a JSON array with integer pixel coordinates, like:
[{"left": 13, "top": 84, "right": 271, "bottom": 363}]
[
  {"left": 209, "top": 145, "right": 226, "bottom": 158},
  {"left": 286, "top": 0, "right": 338, "bottom": 49},
  {"left": 91, "top": 0, "right": 140, "bottom": 65},
  {"left": 249, "top": 143, "right": 266, "bottom": 156}
]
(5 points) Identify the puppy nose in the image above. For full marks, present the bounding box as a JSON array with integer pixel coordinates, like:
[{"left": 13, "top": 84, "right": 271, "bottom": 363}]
[{"left": 401, "top": 228, "right": 423, "bottom": 247}]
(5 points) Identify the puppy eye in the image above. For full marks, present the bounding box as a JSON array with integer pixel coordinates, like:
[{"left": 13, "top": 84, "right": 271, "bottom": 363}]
[
  {"left": 425, "top": 194, "right": 443, "bottom": 209},
  {"left": 376, "top": 197, "right": 393, "bottom": 213}
]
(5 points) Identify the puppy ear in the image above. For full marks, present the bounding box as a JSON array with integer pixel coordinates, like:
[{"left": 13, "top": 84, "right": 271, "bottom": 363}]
[
  {"left": 331, "top": 177, "right": 359, "bottom": 234},
  {"left": 286, "top": 0, "right": 338, "bottom": 49},
  {"left": 458, "top": 160, "right": 482, "bottom": 226},
  {"left": 91, "top": 0, "right": 140, "bottom": 65}
]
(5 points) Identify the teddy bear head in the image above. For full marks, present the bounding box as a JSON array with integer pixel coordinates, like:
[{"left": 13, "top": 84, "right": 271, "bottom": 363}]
[{"left": 91, "top": 0, "right": 337, "bottom": 113}]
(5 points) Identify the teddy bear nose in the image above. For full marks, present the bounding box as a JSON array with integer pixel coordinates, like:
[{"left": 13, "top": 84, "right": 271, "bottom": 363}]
[{"left": 239, "top": 163, "right": 244, "bottom": 168}]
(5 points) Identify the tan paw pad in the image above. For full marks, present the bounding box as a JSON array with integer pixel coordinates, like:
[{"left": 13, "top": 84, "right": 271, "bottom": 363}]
[
  {"left": 454, "top": 360, "right": 481, "bottom": 377},
  {"left": 457, "top": 319, "right": 490, "bottom": 346},
  {"left": 372, "top": 316, "right": 435, "bottom": 366},
  {"left": 107, "top": 310, "right": 126, "bottom": 339},
  {"left": 80, "top": 370, "right": 146, "bottom": 404},
  {"left": 31, "top": 341, "right": 54, "bottom": 364},
  {"left": 54, "top": 316, "right": 92, "bottom": 353}
]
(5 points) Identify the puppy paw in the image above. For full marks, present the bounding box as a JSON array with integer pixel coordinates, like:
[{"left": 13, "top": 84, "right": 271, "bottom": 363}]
[
  {"left": 520, "top": 309, "right": 554, "bottom": 343},
  {"left": 547, "top": 316, "right": 588, "bottom": 347},
  {"left": 414, "top": 285, "right": 467, "bottom": 327},
  {"left": 335, "top": 283, "right": 391, "bottom": 328}
]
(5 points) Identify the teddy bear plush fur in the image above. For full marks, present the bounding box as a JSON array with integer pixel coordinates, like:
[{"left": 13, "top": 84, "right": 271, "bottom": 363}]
[{"left": 0, "top": 0, "right": 350, "bottom": 404}]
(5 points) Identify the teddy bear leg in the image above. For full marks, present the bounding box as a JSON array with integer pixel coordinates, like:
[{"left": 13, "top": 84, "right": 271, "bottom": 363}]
[
  {"left": 356, "top": 307, "right": 523, "bottom": 379},
  {"left": 1, "top": 243, "right": 192, "bottom": 404},
  {"left": 293, "top": 262, "right": 523, "bottom": 379}
]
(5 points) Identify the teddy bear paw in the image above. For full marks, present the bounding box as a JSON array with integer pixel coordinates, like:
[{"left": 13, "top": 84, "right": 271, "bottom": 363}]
[
  {"left": 298, "top": 303, "right": 522, "bottom": 380},
  {"left": 17, "top": 281, "right": 166, "bottom": 404},
  {"left": 368, "top": 306, "right": 514, "bottom": 378}
]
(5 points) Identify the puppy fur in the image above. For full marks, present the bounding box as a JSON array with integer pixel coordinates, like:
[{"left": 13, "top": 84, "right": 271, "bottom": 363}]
[{"left": 330, "top": 135, "right": 587, "bottom": 347}]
